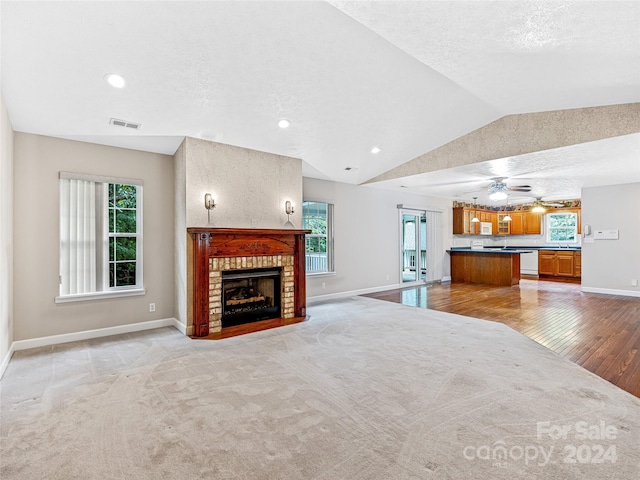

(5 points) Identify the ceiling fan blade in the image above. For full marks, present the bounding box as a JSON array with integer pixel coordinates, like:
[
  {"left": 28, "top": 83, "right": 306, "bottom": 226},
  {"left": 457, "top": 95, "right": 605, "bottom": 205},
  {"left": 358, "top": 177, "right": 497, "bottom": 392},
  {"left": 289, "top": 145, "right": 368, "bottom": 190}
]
[{"left": 509, "top": 186, "right": 532, "bottom": 192}]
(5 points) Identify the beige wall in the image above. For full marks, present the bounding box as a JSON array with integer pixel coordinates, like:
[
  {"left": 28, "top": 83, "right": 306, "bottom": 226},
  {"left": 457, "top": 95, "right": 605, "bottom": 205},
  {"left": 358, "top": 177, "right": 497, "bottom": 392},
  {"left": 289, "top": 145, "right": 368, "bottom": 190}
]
[
  {"left": 174, "top": 137, "right": 303, "bottom": 330},
  {"left": 182, "top": 137, "right": 302, "bottom": 228},
  {"left": 173, "top": 140, "right": 187, "bottom": 327},
  {"left": 13, "top": 133, "right": 175, "bottom": 340},
  {"left": 1, "top": 92, "right": 14, "bottom": 364}
]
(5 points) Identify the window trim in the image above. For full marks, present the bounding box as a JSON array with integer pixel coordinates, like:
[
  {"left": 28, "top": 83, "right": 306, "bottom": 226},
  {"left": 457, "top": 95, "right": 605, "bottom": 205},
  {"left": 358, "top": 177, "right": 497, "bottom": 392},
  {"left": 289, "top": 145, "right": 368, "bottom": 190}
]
[
  {"left": 545, "top": 211, "right": 579, "bottom": 244},
  {"left": 55, "top": 288, "right": 146, "bottom": 304},
  {"left": 105, "top": 184, "right": 143, "bottom": 290},
  {"left": 302, "top": 199, "right": 335, "bottom": 275},
  {"left": 57, "top": 172, "right": 144, "bottom": 303}
]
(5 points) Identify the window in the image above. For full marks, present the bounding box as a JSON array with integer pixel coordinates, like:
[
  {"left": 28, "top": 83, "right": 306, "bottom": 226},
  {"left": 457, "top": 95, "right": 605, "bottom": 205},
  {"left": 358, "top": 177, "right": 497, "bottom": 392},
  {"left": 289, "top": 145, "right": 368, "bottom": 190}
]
[
  {"left": 57, "top": 172, "right": 143, "bottom": 302},
  {"left": 302, "top": 201, "right": 334, "bottom": 274},
  {"left": 108, "top": 184, "right": 140, "bottom": 288},
  {"left": 546, "top": 212, "right": 578, "bottom": 243}
]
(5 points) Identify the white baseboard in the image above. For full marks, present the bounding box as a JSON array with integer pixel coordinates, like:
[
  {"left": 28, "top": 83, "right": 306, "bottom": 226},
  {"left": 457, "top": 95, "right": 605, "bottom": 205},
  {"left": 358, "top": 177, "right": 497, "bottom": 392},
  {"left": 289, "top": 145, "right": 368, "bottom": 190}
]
[
  {"left": 1, "top": 318, "right": 188, "bottom": 379},
  {"left": 308, "top": 283, "right": 401, "bottom": 304},
  {"left": 441, "top": 276, "right": 452, "bottom": 282},
  {"left": 172, "top": 318, "right": 188, "bottom": 335},
  {"left": 11, "top": 318, "right": 181, "bottom": 353},
  {"left": 0, "top": 343, "right": 16, "bottom": 380},
  {"left": 581, "top": 286, "right": 640, "bottom": 298}
]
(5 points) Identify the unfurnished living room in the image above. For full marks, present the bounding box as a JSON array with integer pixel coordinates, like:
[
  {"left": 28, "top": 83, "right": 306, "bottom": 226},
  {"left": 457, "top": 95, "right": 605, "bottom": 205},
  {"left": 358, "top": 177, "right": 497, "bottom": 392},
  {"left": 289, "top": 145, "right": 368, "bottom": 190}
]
[{"left": 1, "top": 2, "right": 639, "bottom": 479}]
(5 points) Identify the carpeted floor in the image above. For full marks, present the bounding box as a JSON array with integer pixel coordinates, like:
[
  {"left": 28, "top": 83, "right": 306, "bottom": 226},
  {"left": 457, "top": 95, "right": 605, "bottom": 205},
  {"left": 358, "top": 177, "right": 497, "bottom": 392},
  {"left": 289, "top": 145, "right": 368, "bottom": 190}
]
[{"left": 2, "top": 297, "right": 639, "bottom": 479}]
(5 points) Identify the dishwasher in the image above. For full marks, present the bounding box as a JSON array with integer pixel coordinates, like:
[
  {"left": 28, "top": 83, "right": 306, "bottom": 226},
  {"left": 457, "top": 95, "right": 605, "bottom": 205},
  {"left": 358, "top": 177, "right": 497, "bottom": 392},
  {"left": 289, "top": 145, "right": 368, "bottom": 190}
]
[{"left": 520, "top": 250, "right": 539, "bottom": 276}]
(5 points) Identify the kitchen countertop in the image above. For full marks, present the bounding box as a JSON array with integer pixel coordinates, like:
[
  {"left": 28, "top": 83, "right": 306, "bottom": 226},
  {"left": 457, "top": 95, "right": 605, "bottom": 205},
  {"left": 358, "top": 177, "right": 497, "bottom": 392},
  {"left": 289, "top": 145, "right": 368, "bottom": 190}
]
[
  {"left": 448, "top": 248, "right": 533, "bottom": 254},
  {"left": 481, "top": 246, "right": 581, "bottom": 251}
]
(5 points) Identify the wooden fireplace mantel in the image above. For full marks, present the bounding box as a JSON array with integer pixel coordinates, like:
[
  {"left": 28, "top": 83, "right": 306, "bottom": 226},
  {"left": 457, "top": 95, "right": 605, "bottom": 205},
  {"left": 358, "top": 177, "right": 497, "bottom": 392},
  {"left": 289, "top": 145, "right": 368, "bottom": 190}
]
[{"left": 187, "top": 227, "right": 311, "bottom": 337}]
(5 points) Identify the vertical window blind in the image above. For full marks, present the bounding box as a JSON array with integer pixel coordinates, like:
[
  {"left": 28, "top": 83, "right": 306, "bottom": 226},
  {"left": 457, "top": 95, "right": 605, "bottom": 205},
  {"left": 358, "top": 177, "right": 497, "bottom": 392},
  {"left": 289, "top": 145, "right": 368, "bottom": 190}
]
[{"left": 59, "top": 178, "right": 97, "bottom": 295}]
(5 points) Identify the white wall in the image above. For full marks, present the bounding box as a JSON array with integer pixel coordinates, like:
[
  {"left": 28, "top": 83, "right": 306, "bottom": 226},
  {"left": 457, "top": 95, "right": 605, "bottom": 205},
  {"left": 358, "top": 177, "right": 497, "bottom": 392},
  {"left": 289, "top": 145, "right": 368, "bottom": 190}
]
[
  {"left": 1, "top": 92, "right": 14, "bottom": 365},
  {"left": 581, "top": 183, "right": 640, "bottom": 296},
  {"left": 13, "top": 134, "right": 176, "bottom": 340},
  {"left": 303, "top": 178, "right": 452, "bottom": 298}
]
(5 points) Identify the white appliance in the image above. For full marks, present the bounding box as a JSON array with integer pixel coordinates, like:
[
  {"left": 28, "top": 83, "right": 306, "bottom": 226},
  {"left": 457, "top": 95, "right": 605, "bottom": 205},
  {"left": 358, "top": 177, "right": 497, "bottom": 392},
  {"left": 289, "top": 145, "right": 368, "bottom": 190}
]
[
  {"left": 520, "top": 250, "right": 539, "bottom": 275},
  {"left": 480, "top": 222, "right": 492, "bottom": 235}
]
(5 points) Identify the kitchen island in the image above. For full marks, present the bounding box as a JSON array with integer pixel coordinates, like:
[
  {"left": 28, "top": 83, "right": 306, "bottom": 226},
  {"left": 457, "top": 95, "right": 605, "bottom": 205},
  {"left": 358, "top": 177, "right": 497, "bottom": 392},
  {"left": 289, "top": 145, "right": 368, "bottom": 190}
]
[{"left": 448, "top": 248, "right": 533, "bottom": 286}]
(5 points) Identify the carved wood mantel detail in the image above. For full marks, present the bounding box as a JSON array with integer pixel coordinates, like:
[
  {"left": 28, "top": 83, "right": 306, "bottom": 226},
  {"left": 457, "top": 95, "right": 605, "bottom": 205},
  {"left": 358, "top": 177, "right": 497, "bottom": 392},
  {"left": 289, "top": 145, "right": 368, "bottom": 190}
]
[{"left": 187, "top": 228, "right": 310, "bottom": 337}]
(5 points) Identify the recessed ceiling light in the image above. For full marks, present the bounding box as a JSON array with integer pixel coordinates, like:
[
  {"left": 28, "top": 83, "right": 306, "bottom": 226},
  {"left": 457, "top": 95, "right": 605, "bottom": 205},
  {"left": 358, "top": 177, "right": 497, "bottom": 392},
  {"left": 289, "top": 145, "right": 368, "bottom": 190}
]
[
  {"left": 371, "top": 146, "right": 381, "bottom": 154},
  {"left": 104, "top": 73, "right": 126, "bottom": 88},
  {"left": 278, "top": 119, "right": 290, "bottom": 129}
]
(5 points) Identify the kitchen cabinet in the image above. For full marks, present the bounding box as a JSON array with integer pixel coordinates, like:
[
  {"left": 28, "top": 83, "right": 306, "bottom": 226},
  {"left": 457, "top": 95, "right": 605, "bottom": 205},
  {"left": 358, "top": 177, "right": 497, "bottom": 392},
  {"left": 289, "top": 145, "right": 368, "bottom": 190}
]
[
  {"left": 524, "top": 212, "right": 542, "bottom": 234},
  {"left": 453, "top": 207, "right": 476, "bottom": 234},
  {"left": 574, "top": 251, "right": 581, "bottom": 277},
  {"left": 538, "top": 250, "right": 581, "bottom": 279},
  {"left": 496, "top": 213, "right": 511, "bottom": 235},
  {"left": 556, "top": 251, "right": 575, "bottom": 277},
  {"left": 538, "top": 251, "right": 556, "bottom": 276},
  {"left": 509, "top": 212, "right": 525, "bottom": 235},
  {"left": 452, "top": 207, "right": 577, "bottom": 236}
]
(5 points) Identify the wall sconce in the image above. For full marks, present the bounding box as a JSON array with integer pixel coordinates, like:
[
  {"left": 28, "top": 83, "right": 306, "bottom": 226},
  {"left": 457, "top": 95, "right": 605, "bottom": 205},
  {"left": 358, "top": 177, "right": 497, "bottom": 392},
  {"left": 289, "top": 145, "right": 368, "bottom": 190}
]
[
  {"left": 204, "top": 193, "right": 216, "bottom": 224},
  {"left": 285, "top": 200, "right": 295, "bottom": 228}
]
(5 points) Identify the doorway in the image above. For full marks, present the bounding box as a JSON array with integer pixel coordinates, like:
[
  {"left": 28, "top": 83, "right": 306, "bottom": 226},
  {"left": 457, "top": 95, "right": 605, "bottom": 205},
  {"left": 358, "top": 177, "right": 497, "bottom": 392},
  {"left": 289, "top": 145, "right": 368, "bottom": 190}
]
[{"left": 400, "top": 211, "right": 426, "bottom": 284}]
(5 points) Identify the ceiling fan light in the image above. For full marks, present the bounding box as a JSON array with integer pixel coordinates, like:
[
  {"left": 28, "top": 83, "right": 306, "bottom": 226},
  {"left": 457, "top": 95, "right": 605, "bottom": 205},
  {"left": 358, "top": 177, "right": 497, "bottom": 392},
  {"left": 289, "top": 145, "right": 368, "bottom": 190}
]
[
  {"left": 532, "top": 205, "right": 546, "bottom": 213},
  {"left": 490, "top": 191, "right": 507, "bottom": 201}
]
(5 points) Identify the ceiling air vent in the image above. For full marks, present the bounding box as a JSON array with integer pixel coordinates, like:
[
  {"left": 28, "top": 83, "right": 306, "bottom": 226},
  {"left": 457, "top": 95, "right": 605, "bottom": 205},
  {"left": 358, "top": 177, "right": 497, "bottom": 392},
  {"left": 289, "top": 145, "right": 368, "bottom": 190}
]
[{"left": 109, "top": 118, "right": 141, "bottom": 130}]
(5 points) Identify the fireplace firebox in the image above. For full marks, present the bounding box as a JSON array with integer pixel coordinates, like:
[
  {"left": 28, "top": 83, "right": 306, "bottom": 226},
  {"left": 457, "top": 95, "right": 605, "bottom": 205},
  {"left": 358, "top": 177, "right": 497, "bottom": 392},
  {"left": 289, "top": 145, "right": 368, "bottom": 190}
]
[{"left": 221, "top": 268, "right": 281, "bottom": 328}]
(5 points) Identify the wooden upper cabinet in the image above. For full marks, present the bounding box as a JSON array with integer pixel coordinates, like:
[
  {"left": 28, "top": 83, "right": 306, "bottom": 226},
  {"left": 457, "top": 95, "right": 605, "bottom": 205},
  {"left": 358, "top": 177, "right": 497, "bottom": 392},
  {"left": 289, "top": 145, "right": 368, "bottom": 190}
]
[
  {"left": 453, "top": 207, "right": 483, "bottom": 234},
  {"left": 509, "top": 212, "right": 525, "bottom": 235},
  {"left": 496, "top": 213, "right": 511, "bottom": 234},
  {"left": 453, "top": 207, "right": 475, "bottom": 234},
  {"left": 453, "top": 206, "right": 579, "bottom": 236},
  {"left": 524, "top": 212, "right": 542, "bottom": 234}
]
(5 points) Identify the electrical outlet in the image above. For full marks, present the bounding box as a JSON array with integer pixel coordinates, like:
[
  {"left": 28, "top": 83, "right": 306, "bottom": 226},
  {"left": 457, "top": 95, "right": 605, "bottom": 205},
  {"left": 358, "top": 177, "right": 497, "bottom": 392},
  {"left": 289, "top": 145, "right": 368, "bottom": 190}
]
[
  {"left": 149, "top": 303, "right": 156, "bottom": 312},
  {"left": 321, "top": 282, "right": 326, "bottom": 290},
  {"left": 632, "top": 279, "right": 638, "bottom": 287}
]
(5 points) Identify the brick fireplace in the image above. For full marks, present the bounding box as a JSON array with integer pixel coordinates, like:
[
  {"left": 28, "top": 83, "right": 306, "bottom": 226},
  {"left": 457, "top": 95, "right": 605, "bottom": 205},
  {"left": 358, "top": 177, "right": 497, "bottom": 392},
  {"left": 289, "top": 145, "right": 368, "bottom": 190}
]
[{"left": 187, "top": 228, "right": 310, "bottom": 337}]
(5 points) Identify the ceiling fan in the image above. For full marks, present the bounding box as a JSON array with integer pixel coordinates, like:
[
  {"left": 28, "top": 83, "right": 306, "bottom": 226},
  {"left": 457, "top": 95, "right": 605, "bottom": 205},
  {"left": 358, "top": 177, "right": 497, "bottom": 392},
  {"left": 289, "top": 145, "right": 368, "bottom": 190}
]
[
  {"left": 530, "top": 197, "right": 565, "bottom": 212},
  {"left": 487, "top": 177, "right": 531, "bottom": 200}
]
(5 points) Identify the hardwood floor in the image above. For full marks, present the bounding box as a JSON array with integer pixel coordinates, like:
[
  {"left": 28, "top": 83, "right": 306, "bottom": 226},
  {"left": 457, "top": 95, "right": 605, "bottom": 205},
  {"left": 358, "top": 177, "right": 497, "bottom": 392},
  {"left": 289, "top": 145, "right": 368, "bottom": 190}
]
[{"left": 363, "top": 279, "right": 640, "bottom": 398}]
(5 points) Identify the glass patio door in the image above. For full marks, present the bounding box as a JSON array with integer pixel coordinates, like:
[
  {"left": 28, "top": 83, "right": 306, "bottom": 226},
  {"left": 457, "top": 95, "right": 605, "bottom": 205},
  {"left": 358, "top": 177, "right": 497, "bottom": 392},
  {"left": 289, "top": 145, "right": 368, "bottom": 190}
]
[{"left": 401, "top": 211, "right": 426, "bottom": 284}]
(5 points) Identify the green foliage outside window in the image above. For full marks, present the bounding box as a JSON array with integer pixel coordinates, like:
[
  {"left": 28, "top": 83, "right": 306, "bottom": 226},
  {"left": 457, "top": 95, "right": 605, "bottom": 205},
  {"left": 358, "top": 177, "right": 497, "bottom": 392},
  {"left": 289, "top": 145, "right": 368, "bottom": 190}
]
[
  {"left": 108, "top": 184, "right": 138, "bottom": 287},
  {"left": 548, "top": 213, "right": 577, "bottom": 242},
  {"left": 302, "top": 201, "right": 333, "bottom": 273},
  {"left": 303, "top": 202, "right": 328, "bottom": 253}
]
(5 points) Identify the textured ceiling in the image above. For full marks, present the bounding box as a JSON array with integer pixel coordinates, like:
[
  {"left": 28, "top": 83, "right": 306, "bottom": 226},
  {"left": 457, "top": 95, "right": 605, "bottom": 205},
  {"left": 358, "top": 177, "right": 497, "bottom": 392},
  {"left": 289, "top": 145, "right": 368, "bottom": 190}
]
[{"left": 1, "top": 1, "right": 639, "bottom": 203}]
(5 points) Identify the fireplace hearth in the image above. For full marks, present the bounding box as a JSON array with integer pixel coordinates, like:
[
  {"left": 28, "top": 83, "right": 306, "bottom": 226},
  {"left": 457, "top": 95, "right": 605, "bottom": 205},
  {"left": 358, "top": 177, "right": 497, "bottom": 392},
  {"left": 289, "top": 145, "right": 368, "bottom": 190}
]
[{"left": 222, "top": 268, "right": 281, "bottom": 327}]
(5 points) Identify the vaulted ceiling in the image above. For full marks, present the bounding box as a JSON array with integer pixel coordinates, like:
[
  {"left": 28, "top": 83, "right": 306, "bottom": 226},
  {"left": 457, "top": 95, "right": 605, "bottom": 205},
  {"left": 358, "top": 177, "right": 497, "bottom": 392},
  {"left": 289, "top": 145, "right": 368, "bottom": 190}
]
[{"left": 2, "top": 1, "right": 639, "bottom": 204}]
